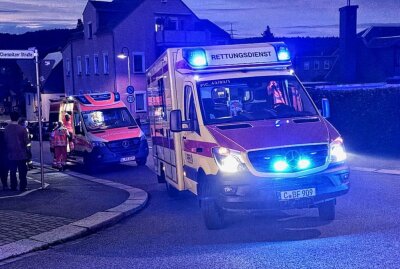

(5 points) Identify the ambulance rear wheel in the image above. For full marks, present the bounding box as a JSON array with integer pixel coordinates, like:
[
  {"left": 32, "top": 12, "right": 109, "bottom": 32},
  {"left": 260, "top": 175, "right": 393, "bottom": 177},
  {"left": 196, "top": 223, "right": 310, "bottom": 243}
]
[{"left": 318, "top": 200, "right": 336, "bottom": 221}]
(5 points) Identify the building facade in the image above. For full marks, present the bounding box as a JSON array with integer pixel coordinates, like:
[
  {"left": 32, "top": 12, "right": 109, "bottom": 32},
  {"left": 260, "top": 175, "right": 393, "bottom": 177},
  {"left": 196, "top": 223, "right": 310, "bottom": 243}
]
[{"left": 62, "top": 0, "right": 230, "bottom": 120}]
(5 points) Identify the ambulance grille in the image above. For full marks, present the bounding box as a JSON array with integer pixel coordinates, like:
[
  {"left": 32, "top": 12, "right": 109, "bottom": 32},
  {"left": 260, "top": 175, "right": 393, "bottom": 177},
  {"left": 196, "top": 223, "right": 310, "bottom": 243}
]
[
  {"left": 107, "top": 138, "right": 141, "bottom": 153},
  {"left": 247, "top": 144, "right": 328, "bottom": 173}
]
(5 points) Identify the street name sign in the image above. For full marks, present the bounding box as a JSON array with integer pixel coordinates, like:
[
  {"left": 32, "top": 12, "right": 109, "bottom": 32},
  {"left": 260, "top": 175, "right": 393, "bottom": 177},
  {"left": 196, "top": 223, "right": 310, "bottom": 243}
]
[{"left": 0, "top": 50, "right": 35, "bottom": 59}]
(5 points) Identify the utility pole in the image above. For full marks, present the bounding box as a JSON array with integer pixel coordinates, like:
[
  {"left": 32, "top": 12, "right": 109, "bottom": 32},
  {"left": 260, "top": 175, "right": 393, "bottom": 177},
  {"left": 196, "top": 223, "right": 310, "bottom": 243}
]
[{"left": 227, "top": 23, "right": 238, "bottom": 39}]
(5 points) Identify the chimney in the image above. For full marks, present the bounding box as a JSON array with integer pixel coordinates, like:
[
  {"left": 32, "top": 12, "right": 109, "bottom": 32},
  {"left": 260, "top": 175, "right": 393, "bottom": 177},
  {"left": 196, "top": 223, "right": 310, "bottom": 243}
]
[{"left": 339, "top": 4, "right": 358, "bottom": 83}]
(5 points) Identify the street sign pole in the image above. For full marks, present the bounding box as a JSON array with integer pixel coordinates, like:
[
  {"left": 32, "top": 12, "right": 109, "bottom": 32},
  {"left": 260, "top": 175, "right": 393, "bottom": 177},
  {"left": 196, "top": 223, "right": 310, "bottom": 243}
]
[{"left": 34, "top": 49, "right": 45, "bottom": 189}]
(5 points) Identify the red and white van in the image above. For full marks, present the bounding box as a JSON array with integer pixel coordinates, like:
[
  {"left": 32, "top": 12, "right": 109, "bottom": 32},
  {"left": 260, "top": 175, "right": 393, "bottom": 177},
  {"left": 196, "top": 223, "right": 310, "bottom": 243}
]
[
  {"left": 147, "top": 42, "right": 349, "bottom": 229},
  {"left": 49, "top": 92, "right": 149, "bottom": 167}
]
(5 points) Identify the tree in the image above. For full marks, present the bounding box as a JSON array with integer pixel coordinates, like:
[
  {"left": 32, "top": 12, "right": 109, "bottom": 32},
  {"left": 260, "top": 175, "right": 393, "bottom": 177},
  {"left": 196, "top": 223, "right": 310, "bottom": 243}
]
[
  {"left": 76, "top": 19, "right": 84, "bottom": 32},
  {"left": 262, "top": 26, "right": 275, "bottom": 40}
]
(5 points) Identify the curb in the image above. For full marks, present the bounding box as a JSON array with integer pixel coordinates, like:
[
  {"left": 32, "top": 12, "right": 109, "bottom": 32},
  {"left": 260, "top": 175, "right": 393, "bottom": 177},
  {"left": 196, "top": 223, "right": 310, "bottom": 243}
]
[{"left": 0, "top": 165, "right": 148, "bottom": 262}]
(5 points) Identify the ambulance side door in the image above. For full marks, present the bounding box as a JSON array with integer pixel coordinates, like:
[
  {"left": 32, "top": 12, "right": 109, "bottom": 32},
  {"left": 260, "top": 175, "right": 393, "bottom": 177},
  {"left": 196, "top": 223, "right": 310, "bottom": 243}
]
[{"left": 181, "top": 83, "right": 203, "bottom": 191}]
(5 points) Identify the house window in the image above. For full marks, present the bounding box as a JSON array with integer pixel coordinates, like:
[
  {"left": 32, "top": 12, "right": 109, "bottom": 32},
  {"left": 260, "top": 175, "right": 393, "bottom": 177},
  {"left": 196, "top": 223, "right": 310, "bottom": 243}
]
[
  {"left": 66, "top": 59, "right": 71, "bottom": 76},
  {"left": 314, "top": 60, "right": 320, "bottom": 70},
  {"left": 85, "top": 55, "right": 90, "bottom": 75},
  {"left": 324, "top": 60, "right": 330, "bottom": 70},
  {"left": 135, "top": 92, "right": 147, "bottom": 112},
  {"left": 103, "top": 53, "right": 109, "bottom": 74},
  {"left": 77, "top": 56, "right": 82, "bottom": 76},
  {"left": 88, "top": 22, "right": 93, "bottom": 39},
  {"left": 155, "top": 16, "right": 179, "bottom": 31},
  {"left": 155, "top": 17, "right": 164, "bottom": 32},
  {"left": 303, "top": 61, "right": 310, "bottom": 71},
  {"left": 133, "top": 53, "right": 145, "bottom": 73},
  {"left": 94, "top": 54, "right": 99, "bottom": 75}
]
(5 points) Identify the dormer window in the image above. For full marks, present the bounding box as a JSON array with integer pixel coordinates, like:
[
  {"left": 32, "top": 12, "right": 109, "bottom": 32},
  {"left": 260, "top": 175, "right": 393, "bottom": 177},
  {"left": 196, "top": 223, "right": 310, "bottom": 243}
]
[{"left": 88, "top": 22, "right": 93, "bottom": 39}]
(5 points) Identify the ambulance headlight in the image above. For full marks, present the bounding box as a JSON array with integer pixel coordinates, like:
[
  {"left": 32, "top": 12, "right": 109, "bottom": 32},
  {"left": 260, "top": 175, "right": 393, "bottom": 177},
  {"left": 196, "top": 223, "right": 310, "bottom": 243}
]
[
  {"left": 91, "top": 141, "right": 106, "bottom": 148},
  {"left": 212, "top": 147, "right": 245, "bottom": 173},
  {"left": 183, "top": 48, "right": 207, "bottom": 67},
  {"left": 277, "top": 46, "right": 291, "bottom": 61},
  {"left": 330, "top": 137, "right": 347, "bottom": 163}
]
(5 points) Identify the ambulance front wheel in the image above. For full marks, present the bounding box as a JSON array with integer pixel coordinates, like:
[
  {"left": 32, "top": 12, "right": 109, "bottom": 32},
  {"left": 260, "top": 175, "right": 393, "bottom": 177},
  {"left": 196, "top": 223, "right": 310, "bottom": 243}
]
[
  {"left": 318, "top": 200, "right": 336, "bottom": 221},
  {"left": 199, "top": 179, "right": 225, "bottom": 230}
]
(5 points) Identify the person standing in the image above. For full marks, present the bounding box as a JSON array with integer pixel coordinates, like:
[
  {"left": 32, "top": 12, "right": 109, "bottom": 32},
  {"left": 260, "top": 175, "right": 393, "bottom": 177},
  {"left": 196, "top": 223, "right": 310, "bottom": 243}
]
[
  {"left": 4, "top": 112, "right": 29, "bottom": 192},
  {"left": 53, "top": 121, "right": 69, "bottom": 171},
  {"left": 18, "top": 117, "right": 33, "bottom": 170},
  {"left": 0, "top": 128, "right": 9, "bottom": 190}
]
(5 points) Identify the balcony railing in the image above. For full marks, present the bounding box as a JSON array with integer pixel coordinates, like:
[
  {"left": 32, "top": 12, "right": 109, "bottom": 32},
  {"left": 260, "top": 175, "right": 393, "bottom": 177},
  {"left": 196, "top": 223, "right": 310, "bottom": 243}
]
[{"left": 155, "top": 30, "right": 210, "bottom": 46}]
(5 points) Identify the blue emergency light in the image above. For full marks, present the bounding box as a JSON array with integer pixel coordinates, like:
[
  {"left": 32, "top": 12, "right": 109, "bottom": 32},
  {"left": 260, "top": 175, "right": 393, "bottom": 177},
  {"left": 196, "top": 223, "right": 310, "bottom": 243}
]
[
  {"left": 183, "top": 48, "right": 207, "bottom": 67},
  {"left": 273, "top": 160, "right": 289, "bottom": 172},
  {"left": 277, "top": 46, "right": 291, "bottom": 61}
]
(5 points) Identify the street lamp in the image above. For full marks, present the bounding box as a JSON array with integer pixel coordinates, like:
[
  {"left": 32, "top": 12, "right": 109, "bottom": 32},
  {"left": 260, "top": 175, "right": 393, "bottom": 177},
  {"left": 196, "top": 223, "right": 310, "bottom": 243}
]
[{"left": 117, "top": 47, "right": 131, "bottom": 86}]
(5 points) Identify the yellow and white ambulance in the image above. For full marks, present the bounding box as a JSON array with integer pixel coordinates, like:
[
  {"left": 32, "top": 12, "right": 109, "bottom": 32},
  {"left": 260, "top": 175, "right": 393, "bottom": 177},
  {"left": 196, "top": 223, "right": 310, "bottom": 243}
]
[
  {"left": 147, "top": 43, "right": 349, "bottom": 229},
  {"left": 50, "top": 92, "right": 149, "bottom": 167}
]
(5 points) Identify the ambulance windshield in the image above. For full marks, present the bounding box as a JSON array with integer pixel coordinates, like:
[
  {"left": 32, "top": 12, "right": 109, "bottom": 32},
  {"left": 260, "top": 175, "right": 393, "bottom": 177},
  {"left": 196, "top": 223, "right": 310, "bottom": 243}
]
[
  {"left": 82, "top": 107, "right": 137, "bottom": 131},
  {"left": 197, "top": 76, "right": 318, "bottom": 125}
]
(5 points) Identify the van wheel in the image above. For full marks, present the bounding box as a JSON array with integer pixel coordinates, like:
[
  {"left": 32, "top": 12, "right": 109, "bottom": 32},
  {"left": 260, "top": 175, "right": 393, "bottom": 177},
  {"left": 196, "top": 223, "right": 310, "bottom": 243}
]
[
  {"left": 136, "top": 158, "right": 147, "bottom": 166},
  {"left": 318, "top": 200, "right": 336, "bottom": 220},
  {"left": 200, "top": 180, "right": 225, "bottom": 230}
]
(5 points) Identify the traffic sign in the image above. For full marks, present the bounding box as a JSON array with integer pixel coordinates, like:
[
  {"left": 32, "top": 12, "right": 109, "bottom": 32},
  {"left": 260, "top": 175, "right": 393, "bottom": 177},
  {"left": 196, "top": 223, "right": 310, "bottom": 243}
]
[
  {"left": 126, "top": 85, "right": 135, "bottom": 94},
  {"left": 0, "top": 50, "right": 35, "bottom": 59},
  {"left": 127, "top": 95, "right": 135, "bottom": 103}
]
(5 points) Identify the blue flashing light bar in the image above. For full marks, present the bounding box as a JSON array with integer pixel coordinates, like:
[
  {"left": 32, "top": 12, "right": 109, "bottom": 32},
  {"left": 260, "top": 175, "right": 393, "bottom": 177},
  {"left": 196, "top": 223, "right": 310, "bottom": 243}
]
[
  {"left": 277, "top": 46, "right": 291, "bottom": 61},
  {"left": 183, "top": 48, "right": 208, "bottom": 67}
]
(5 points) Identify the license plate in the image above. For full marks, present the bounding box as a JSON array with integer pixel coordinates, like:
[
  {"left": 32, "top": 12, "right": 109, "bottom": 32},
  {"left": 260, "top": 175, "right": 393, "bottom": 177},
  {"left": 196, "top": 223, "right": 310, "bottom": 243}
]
[
  {"left": 120, "top": 156, "right": 135, "bottom": 162},
  {"left": 279, "top": 188, "right": 316, "bottom": 200}
]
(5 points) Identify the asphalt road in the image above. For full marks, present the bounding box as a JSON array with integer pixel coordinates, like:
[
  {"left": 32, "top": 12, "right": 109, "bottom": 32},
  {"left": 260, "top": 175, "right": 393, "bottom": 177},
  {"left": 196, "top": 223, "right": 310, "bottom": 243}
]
[{"left": 2, "top": 142, "right": 400, "bottom": 269}]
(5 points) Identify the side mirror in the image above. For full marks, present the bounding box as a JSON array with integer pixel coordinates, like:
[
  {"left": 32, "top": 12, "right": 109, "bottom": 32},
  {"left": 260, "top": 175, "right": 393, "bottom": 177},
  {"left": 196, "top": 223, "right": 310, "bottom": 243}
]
[
  {"left": 321, "top": 98, "right": 330, "bottom": 118},
  {"left": 170, "top": 110, "right": 183, "bottom": 132}
]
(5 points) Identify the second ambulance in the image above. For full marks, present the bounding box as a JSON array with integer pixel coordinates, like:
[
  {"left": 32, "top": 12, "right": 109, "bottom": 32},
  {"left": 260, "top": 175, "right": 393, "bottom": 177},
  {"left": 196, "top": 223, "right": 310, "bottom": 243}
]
[{"left": 147, "top": 42, "right": 350, "bottom": 229}]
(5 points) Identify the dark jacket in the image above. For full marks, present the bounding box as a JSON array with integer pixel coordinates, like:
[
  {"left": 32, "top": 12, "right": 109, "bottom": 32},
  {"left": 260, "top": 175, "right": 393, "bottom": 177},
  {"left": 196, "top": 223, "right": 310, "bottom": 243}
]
[
  {"left": 4, "top": 122, "right": 29, "bottom": 161},
  {"left": 0, "top": 129, "right": 7, "bottom": 161}
]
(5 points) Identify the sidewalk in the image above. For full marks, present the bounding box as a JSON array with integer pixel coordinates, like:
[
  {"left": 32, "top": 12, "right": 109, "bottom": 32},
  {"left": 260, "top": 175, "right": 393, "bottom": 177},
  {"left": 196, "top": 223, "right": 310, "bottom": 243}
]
[
  {"left": 348, "top": 152, "right": 400, "bottom": 175},
  {"left": 0, "top": 165, "right": 148, "bottom": 262}
]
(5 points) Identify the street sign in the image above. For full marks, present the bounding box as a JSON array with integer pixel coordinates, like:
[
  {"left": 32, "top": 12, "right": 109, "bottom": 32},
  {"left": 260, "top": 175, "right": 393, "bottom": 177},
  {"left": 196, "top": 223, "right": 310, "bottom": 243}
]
[
  {"left": 0, "top": 50, "right": 35, "bottom": 59},
  {"left": 126, "top": 85, "right": 135, "bottom": 94},
  {"left": 127, "top": 95, "right": 135, "bottom": 103}
]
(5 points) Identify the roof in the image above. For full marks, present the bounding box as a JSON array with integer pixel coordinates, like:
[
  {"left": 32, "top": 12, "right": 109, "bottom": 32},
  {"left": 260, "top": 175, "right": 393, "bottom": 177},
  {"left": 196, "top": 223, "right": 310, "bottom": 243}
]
[
  {"left": 360, "top": 25, "right": 400, "bottom": 48},
  {"left": 89, "top": 0, "right": 145, "bottom": 33}
]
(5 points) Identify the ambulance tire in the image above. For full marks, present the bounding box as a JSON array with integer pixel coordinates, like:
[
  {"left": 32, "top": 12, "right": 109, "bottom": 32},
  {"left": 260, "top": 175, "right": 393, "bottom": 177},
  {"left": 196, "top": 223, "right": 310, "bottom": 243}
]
[
  {"left": 83, "top": 155, "right": 95, "bottom": 172},
  {"left": 200, "top": 180, "right": 225, "bottom": 230},
  {"left": 318, "top": 200, "right": 336, "bottom": 221}
]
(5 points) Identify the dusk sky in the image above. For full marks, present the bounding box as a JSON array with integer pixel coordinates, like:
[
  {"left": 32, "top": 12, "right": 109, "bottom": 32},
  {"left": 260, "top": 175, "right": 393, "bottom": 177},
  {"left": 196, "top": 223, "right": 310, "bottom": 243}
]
[{"left": 0, "top": 0, "right": 399, "bottom": 37}]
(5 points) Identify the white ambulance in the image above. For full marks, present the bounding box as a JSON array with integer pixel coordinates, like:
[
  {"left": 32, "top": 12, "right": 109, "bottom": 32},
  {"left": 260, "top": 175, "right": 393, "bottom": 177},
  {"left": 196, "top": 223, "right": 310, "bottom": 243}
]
[
  {"left": 49, "top": 92, "right": 149, "bottom": 167},
  {"left": 147, "top": 43, "right": 349, "bottom": 229}
]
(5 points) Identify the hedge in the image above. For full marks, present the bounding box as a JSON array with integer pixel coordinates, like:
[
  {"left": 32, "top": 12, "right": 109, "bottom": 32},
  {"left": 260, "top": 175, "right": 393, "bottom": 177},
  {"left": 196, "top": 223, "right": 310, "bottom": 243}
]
[{"left": 307, "top": 86, "right": 400, "bottom": 156}]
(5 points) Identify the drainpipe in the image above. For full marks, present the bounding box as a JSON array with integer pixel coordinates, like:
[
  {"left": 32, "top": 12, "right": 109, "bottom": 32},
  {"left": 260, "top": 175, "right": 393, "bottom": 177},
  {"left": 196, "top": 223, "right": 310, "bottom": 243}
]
[
  {"left": 112, "top": 31, "right": 117, "bottom": 93},
  {"left": 70, "top": 41, "right": 76, "bottom": 95}
]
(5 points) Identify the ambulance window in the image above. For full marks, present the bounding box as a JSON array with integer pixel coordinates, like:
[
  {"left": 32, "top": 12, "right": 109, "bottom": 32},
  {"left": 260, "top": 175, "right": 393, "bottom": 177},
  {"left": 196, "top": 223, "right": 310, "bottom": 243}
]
[
  {"left": 158, "top": 79, "right": 167, "bottom": 120},
  {"left": 184, "top": 85, "right": 197, "bottom": 122},
  {"left": 184, "top": 85, "right": 192, "bottom": 120}
]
